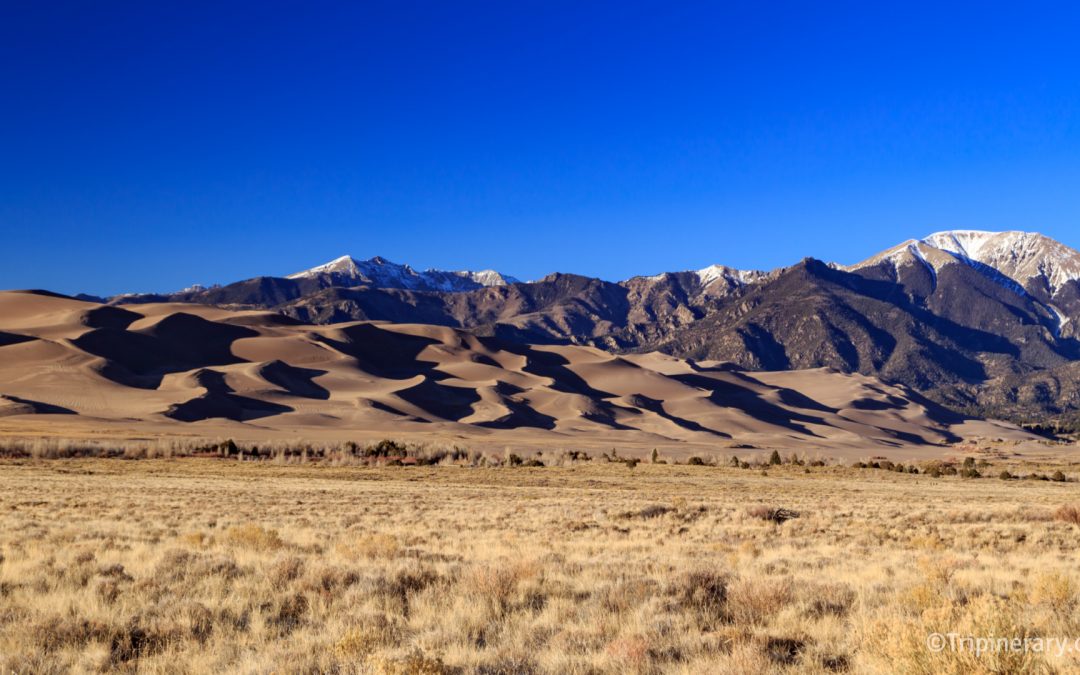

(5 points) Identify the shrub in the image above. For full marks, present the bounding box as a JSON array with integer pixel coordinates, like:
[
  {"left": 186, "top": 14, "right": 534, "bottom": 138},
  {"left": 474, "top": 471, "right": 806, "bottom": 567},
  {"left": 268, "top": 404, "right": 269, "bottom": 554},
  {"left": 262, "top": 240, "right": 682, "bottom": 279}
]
[
  {"left": 1054, "top": 505, "right": 1080, "bottom": 527},
  {"left": 268, "top": 556, "right": 305, "bottom": 585},
  {"left": 688, "top": 456, "right": 705, "bottom": 466},
  {"left": 672, "top": 570, "right": 728, "bottom": 620},
  {"left": 651, "top": 448, "right": 660, "bottom": 464},
  {"left": 727, "top": 577, "right": 795, "bottom": 626},
  {"left": 372, "top": 439, "right": 407, "bottom": 457},
  {"left": 627, "top": 505, "right": 673, "bottom": 519},
  {"left": 1052, "top": 470, "right": 1067, "bottom": 482},
  {"left": 224, "top": 524, "right": 283, "bottom": 551},
  {"left": 466, "top": 563, "right": 532, "bottom": 614},
  {"left": 265, "top": 593, "right": 309, "bottom": 636},
  {"left": 1030, "top": 571, "right": 1077, "bottom": 613},
  {"left": 769, "top": 450, "right": 782, "bottom": 465},
  {"left": 764, "top": 637, "right": 805, "bottom": 666},
  {"left": 999, "top": 470, "right": 1014, "bottom": 480},
  {"left": 747, "top": 506, "right": 800, "bottom": 524},
  {"left": 368, "top": 650, "right": 455, "bottom": 675},
  {"left": 349, "top": 531, "right": 401, "bottom": 557}
]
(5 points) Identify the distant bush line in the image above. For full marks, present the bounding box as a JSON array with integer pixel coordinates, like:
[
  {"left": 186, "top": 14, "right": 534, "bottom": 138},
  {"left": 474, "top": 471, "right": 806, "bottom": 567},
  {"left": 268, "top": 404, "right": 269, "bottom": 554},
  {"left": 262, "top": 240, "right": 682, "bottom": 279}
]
[{"left": 0, "top": 437, "right": 1070, "bottom": 481}]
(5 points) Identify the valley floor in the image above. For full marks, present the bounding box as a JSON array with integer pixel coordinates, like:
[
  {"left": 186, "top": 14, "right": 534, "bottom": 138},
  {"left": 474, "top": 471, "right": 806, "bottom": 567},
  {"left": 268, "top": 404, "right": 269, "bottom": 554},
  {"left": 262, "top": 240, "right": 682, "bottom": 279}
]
[{"left": 2, "top": 457, "right": 1080, "bottom": 673}]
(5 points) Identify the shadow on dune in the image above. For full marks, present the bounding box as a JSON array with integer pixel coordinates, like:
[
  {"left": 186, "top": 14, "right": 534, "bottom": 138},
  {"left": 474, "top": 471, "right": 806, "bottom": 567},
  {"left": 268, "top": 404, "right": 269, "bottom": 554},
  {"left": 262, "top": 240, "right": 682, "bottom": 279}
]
[
  {"left": 474, "top": 382, "right": 558, "bottom": 430},
  {"left": 0, "top": 395, "right": 76, "bottom": 416},
  {"left": 0, "top": 331, "right": 36, "bottom": 348},
  {"left": 72, "top": 312, "right": 258, "bottom": 388},
  {"left": 672, "top": 372, "right": 826, "bottom": 437},
  {"left": 359, "top": 398, "right": 432, "bottom": 423},
  {"left": 316, "top": 324, "right": 486, "bottom": 421},
  {"left": 728, "top": 372, "right": 840, "bottom": 414},
  {"left": 164, "top": 369, "right": 293, "bottom": 422},
  {"left": 314, "top": 323, "right": 441, "bottom": 378},
  {"left": 483, "top": 339, "right": 734, "bottom": 433},
  {"left": 79, "top": 306, "right": 142, "bottom": 330},
  {"left": 258, "top": 360, "right": 330, "bottom": 399},
  {"left": 395, "top": 377, "right": 482, "bottom": 422},
  {"left": 623, "top": 394, "right": 730, "bottom": 437}
]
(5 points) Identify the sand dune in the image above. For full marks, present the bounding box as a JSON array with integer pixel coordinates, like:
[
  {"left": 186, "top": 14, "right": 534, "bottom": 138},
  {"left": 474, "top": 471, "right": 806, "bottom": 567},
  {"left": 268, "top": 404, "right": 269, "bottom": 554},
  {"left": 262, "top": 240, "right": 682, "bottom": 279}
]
[{"left": 0, "top": 290, "right": 1034, "bottom": 455}]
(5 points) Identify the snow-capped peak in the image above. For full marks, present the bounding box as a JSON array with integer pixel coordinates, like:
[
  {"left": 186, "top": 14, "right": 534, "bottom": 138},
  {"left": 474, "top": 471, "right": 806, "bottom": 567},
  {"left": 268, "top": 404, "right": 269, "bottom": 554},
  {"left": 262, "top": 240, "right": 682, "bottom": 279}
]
[
  {"left": 850, "top": 230, "right": 1080, "bottom": 297},
  {"left": 287, "top": 255, "right": 365, "bottom": 279},
  {"left": 921, "top": 230, "right": 1080, "bottom": 295},
  {"left": 624, "top": 264, "right": 766, "bottom": 291},
  {"left": 695, "top": 264, "right": 765, "bottom": 287},
  {"left": 286, "top": 255, "right": 518, "bottom": 292}
]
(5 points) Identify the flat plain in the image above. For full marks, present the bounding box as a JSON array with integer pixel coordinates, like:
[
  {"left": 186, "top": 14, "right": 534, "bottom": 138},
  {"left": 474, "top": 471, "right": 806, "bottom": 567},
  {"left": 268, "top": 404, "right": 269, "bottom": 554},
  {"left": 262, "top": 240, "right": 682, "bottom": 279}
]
[{"left": 2, "top": 452, "right": 1079, "bottom": 674}]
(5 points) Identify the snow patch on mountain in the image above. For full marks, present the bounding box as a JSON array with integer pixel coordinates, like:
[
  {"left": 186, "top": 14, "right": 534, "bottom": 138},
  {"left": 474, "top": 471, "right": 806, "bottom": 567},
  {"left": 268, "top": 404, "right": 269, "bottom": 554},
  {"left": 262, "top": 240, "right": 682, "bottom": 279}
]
[
  {"left": 695, "top": 264, "right": 765, "bottom": 288},
  {"left": 851, "top": 230, "right": 1080, "bottom": 298},
  {"left": 922, "top": 230, "right": 1080, "bottom": 295},
  {"left": 1048, "top": 304, "right": 1071, "bottom": 337},
  {"left": 287, "top": 255, "right": 519, "bottom": 292}
]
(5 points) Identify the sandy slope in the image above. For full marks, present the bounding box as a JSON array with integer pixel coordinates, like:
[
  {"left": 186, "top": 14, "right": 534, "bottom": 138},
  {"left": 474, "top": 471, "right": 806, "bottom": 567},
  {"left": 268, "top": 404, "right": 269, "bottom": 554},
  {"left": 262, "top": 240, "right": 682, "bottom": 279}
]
[{"left": 0, "top": 290, "right": 1033, "bottom": 456}]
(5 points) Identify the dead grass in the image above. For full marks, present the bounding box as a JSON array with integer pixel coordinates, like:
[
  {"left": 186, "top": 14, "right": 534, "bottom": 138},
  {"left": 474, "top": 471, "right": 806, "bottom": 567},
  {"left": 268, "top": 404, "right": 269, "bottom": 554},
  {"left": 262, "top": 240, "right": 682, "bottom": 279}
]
[
  {"left": 1, "top": 457, "right": 1080, "bottom": 672},
  {"left": 1054, "top": 503, "right": 1080, "bottom": 527}
]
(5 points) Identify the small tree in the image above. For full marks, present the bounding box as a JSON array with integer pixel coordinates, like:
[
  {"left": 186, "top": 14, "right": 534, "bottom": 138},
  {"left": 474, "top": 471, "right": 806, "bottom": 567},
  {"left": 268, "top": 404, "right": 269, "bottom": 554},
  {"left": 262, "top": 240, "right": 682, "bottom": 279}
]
[
  {"left": 769, "top": 450, "right": 782, "bottom": 466},
  {"left": 651, "top": 448, "right": 660, "bottom": 464}
]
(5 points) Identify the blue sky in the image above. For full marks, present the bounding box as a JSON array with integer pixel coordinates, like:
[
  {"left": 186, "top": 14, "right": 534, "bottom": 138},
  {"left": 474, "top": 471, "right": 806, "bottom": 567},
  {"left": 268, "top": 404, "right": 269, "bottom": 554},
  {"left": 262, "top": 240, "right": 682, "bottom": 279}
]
[{"left": 3, "top": 2, "right": 1080, "bottom": 295}]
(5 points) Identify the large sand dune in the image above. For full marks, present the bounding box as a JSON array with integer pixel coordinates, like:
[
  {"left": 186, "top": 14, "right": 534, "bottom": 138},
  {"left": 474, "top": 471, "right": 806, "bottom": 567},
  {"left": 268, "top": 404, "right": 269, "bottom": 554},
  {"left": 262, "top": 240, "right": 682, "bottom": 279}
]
[{"left": 0, "top": 290, "right": 1032, "bottom": 455}]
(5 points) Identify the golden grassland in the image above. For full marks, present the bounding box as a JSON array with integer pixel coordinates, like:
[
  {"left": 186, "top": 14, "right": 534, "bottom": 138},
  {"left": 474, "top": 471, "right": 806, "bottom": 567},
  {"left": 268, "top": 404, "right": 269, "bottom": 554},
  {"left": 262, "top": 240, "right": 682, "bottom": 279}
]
[{"left": 2, "top": 452, "right": 1080, "bottom": 673}]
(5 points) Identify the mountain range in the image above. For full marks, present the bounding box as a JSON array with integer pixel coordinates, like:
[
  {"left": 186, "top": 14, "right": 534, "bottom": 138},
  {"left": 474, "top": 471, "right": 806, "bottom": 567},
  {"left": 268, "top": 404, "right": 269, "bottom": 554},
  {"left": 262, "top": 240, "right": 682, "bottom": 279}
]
[{"left": 74, "top": 230, "right": 1080, "bottom": 425}]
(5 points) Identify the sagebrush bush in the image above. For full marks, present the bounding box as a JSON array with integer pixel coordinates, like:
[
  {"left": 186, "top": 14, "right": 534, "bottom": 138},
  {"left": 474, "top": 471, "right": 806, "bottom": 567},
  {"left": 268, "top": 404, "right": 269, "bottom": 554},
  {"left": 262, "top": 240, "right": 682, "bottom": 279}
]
[
  {"left": 224, "top": 524, "right": 283, "bottom": 551},
  {"left": 746, "top": 505, "right": 800, "bottom": 524},
  {"left": 1054, "top": 504, "right": 1080, "bottom": 527}
]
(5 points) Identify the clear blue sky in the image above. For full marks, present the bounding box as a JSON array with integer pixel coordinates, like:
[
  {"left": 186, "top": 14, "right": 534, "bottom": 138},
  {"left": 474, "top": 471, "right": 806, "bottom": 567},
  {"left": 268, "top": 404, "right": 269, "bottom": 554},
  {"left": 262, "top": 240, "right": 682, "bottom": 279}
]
[{"left": 3, "top": 2, "right": 1080, "bottom": 295}]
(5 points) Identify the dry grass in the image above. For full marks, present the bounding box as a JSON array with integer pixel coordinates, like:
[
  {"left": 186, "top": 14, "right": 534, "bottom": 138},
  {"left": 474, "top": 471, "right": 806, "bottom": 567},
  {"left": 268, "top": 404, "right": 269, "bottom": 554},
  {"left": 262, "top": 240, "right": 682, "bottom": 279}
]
[{"left": 2, "top": 456, "right": 1080, "bottom": 672}]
